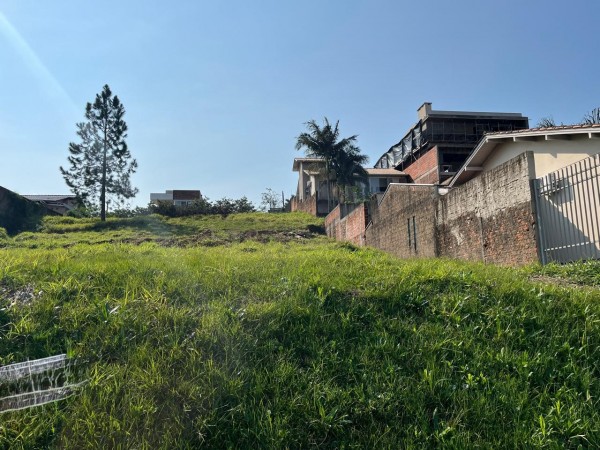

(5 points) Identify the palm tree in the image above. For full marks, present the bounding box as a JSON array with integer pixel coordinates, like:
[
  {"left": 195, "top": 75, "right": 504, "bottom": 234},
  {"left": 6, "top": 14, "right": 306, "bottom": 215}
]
[
  {"left": 334, "top": 144, "right": 369, "bottom": 203},
  {"left": 295, "top": 118, "right": 368, "bottom": 209}
]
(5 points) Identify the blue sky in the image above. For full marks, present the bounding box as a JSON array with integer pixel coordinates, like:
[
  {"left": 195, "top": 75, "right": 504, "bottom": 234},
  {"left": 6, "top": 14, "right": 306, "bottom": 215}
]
[{"left": 1, "top": 0, "right": 599, "bottom": 208}]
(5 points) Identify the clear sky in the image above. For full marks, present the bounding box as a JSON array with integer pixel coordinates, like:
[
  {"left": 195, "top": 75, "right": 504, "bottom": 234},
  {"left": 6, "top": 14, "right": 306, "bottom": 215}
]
[{"left": 1, "top": 0, "right": 599, "bottom": 208}]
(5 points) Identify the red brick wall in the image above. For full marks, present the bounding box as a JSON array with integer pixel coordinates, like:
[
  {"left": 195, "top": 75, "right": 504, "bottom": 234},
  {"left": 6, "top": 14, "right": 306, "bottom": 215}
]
[
  {"left": 403, "top": 146, "right": 439, "bottom": 184},
  {"left": 325, "top": 203, "right": 368, "bottom": 246},
  {"left": 290, "top": 195, "right": 317, "bottom": 216}
]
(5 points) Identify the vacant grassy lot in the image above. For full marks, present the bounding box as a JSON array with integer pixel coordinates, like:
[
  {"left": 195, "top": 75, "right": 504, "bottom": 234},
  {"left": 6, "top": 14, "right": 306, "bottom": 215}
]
[{"left": 0, "top": 213, "right": 599, "bottom": 448}]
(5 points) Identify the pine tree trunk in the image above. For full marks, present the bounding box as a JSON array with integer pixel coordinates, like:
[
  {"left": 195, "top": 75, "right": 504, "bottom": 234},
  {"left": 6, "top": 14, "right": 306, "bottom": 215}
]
[{"left": 100, "top": 124, "right": 108, "bottom": 221}]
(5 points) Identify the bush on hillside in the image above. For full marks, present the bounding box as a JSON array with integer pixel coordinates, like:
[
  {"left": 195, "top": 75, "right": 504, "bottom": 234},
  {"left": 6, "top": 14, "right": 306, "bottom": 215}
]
[{"left": 150, "top": 196, "right": 255, "bottom": 217}]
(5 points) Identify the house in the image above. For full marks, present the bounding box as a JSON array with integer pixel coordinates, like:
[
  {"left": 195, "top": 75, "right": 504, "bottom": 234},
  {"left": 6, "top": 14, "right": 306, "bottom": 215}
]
[
  {"left": 22, "top": 195, "right": 79, "bottom": 216},
  {"left": 363, "top": 124, "right": 600, "bottom": 265},
  {"left": 291, "top": 158, "right": 333, "bottom": 216},
  {"left": 150, "top": 190, "right": 202, "bottom": 206},
  {"left": 374, "top": 102, "right": 529, "bottom": 184},
  {"left": 448, "top": 124, "right": 600, "bottom": 264},
  {"left": 290, "top": 158, "right": 408, "bottom": 216},
  {"left": 450, "top": 124, "right": 600, "bottom": 186}
]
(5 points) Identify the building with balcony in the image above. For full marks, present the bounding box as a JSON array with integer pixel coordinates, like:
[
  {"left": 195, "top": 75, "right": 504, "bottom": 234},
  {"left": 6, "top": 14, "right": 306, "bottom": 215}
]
[{"left": 374, "top": 102, "right": 529, "bottom": 184}]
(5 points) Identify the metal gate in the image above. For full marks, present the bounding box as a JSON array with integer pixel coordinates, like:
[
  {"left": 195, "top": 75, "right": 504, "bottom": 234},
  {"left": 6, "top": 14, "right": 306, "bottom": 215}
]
[{"left": 533, "top": 154, "right": 600, "bottom": 264}]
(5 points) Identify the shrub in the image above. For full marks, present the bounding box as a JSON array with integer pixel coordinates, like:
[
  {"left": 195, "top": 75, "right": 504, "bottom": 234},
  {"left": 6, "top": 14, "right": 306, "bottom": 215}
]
[{"left": 150, "top": 197, "right": 256, "bottom": 217}]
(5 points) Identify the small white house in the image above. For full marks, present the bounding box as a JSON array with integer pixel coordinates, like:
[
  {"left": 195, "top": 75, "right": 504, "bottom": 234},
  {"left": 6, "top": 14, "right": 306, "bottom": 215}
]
[{"left": 150, "top": 190, "right": 202, "bottom": 206}]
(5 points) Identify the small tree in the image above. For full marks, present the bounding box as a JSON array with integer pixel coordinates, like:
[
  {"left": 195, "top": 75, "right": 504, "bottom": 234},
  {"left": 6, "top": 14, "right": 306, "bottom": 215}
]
[
  {"left": 582, "top": 107, "right": 600, "bottom": 125},
  {"left": 536, "top": 116, "right": 556, "bottom": 128},
  {"left": 233, "top": 197, "right": 256, "bottom": 213},
  {"left": 61, "top": 84, "right": 138, "bottom": 221},
  {"left": 260, "top": 188, "right": 283, "bottom": 211}
]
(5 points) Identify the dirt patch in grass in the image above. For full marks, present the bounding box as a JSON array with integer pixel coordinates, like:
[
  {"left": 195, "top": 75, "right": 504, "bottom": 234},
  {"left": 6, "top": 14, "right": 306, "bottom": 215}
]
[{"left": 0, "top": 283, "right": 40, "bottom": 308}]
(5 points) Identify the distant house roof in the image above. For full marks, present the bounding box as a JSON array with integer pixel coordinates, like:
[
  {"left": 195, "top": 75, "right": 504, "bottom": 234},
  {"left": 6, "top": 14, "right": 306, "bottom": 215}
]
[
  {"left": 22, "top": 195, "right": 77, "bottom": 202},
  {"left": 449, "top": 124, "right": 600, "bottom": 187},
  {"left": 366, "top": 168, "right": 406, "bottom": 177}
]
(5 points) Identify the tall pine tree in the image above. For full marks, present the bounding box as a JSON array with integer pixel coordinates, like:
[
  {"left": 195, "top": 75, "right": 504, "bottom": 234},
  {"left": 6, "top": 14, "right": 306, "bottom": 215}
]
[{"left": 61, "top": 84, "right": 138, "bottom": 220}]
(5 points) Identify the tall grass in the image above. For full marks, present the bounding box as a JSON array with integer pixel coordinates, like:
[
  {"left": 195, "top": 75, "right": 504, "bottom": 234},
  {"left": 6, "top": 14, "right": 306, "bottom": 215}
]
[{"left": 0, "top": 214, "right": 599, "bottom": 448}]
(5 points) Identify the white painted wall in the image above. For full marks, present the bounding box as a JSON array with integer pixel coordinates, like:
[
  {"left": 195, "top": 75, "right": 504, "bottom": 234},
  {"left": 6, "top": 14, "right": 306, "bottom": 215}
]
[{"left": 150, "top": 192, "right": 172, "bottom": 201}]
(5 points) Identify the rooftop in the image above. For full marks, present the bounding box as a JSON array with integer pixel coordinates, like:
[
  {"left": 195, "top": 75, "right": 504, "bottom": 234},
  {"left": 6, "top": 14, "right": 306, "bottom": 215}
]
[
  {"left": 365, "top": 168, "right": 406, "bottom": 177},
  {"left": 292, "top": 157, "right": 326, "bottom": 171},
  {"left": 449, "top": 124, "right": 600, "bottom": 187},
  {"left": 22, "top": 195, "right": 76, "bottom": 201}
]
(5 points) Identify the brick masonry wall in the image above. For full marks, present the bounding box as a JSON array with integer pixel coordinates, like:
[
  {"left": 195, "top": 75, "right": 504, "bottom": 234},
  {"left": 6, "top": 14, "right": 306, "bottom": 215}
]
[
  {"left": 324, "top": 205, "right": 341, "bottom": 239},
  {"left": 363, "top": 152, "right": 540, "bottom": 266},
  {"left": 403, "top": 146, "right": 439, "bottom": 184},
  {"left": 436, "top": 151, "right": 538, "bottom": 266},
  {"left": 325, "top": 204, "right": 368, "bottom": 246},
  {"left": 365, "top": 185, "right": 439, "bottom": 258},
  {"left": 290, "top": 195, "right": 317, "bottom": 216}
]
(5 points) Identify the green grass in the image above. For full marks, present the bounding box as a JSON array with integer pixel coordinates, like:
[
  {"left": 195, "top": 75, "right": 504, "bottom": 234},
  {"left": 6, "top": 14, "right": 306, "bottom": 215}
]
[
  {"left": 527, "top": 260, "right": 600, "bottom": 287},
  {"left": 0, "top": 213, "right": 599, "bottom": 448}
]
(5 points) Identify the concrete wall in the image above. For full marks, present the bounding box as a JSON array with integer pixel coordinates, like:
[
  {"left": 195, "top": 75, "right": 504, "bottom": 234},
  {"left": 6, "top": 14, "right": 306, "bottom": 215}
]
[
  {"left": 325, "top": 203, "right": 368, "bottom": 246},
  {"left": 365, "top": 185, "right": 439, "bottom": 259},
  {"left": 364, "top": 152, "right": 540, "bottom": 266},
  {"left": 403, "top": 146, "right": 439, "bottom": 183}
]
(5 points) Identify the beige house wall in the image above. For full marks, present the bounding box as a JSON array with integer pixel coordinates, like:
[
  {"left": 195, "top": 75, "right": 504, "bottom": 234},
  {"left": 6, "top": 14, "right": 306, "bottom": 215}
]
[{"left": 482, "top": 137, "right": 600, "bottom": 179}]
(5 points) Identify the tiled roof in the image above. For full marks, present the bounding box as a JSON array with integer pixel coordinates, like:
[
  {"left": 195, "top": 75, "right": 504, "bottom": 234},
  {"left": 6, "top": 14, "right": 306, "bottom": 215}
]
[{"left": 485, "top": 123, "right": 600, "bottom": 136}]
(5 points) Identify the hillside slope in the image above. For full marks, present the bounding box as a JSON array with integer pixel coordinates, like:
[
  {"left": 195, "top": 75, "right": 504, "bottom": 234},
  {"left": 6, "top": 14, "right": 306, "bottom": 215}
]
[{"left": 0, "top": 213, "right": 599, "bottom": 448}]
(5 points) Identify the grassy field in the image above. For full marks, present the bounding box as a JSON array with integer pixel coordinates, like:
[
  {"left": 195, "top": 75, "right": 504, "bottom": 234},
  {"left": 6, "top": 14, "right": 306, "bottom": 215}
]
[{"left": 0, "top": 213, "right": 599, "bottom": 448}]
